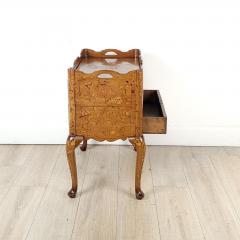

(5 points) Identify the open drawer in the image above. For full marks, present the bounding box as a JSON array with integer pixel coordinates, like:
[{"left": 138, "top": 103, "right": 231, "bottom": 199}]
[{"left": 143, "top": 90, "right": 167, "bottom": 134}]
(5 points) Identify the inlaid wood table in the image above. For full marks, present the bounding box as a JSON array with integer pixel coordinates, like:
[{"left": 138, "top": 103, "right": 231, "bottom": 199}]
[{"left": 66, "top": 49, "right": 167, "bottom": 199}]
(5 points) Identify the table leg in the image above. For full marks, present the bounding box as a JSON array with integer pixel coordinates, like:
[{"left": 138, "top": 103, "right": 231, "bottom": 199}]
[
  {"left": 129, "top": 136, "right": 146, "bottom": 200},
  {"left": 66, "top": 135, "right": 83, "bottom": 198}
]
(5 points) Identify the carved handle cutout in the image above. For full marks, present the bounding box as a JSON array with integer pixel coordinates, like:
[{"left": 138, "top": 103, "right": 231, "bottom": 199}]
[
  {"left": 105, "top": 51, "right": 117, "bottom": 56},
  {"left": 105, "top": 58, "right": 118, "bottom": 63},
  {"left": 97, "top": 73, "right": 113, "bottom": 78}
]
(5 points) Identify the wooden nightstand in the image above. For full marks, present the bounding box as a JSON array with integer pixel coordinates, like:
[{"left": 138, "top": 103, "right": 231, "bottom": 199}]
[{"left": 66, "top": 49, "right": 167, "bottom": 199}]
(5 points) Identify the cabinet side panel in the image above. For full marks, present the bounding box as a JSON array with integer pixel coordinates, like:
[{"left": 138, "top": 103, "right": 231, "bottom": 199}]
[
  {"left": 135, "top": 70, "right": 143, "bottom": 137},
  {"left": 68, "top": 68, "right": 76, "bottom": 135}
]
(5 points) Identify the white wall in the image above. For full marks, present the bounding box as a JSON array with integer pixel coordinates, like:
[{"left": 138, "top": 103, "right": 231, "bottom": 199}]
[{"left": 0, "top": 1, "right": 240, "bottom": 146}]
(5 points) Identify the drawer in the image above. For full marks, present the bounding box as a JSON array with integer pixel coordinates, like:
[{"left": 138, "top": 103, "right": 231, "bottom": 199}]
[
  {"left": 75, "top": 106, "right": 137, "bottom": 140},
  {"left": 143, "top": 90, "right": 167, "bottom": 134}
]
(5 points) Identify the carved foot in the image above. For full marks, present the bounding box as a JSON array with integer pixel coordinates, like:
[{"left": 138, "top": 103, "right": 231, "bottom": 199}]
[
  {"left": 68, "top": 188, "right": 77, "bottom": 198},
  {"left": 135, "top": 190, "right": 145, "bottom": 200},
  {"left": 80, "top": 145, "right": 87, "bottom": 151},
  {"left": 80, "top": 138, "right": 87, "bottom": 151}
]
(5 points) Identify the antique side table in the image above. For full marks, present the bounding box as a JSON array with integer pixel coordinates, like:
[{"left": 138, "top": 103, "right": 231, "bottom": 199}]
[{"left": 66, "top": 49, "right": 167, "bottom": 200}]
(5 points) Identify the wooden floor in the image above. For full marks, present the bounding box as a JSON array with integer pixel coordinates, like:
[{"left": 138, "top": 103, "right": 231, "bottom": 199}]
[{"left": 0, "top": 145, "right": 240, "bottom": 240}]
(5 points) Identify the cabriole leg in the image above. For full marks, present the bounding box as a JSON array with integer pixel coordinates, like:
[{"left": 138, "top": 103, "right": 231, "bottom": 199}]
[
  {"left": 66, "top": 135, "right": 83, "bottom": 198},
  {"left": 129, "top": 136, "right": 146, "bottom": 200}
]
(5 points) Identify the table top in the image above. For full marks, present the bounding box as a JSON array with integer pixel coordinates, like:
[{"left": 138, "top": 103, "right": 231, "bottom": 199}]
[{"left": 77, "top": 57, "right": 141, "bottom": 74}]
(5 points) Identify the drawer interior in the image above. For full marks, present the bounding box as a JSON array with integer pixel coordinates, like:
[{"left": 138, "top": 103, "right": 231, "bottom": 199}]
[
  {"left": 143, "top": 90, "right": 164, "bottom": 117},
  {"left": 143, "top": 90, "right": 167, "bottom": 134}
]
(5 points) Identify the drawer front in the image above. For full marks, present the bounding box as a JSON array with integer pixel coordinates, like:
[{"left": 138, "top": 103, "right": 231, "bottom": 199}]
[
  {"left": 143, "top": 90, "right": 167, "bottom": 134},
  {"left": 74, "top": 71, "right": 137, "bottom": 107},
  {"left": 76, "top": 106, "right": 139, "bottom": 141}
]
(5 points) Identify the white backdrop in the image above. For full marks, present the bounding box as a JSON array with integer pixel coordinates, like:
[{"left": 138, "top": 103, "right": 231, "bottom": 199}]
[{"left": 0, "top": 1, "right": 240, "bottom": 146}]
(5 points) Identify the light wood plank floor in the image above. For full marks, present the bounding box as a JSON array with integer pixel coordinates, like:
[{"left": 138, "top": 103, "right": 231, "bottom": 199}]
[{"left": 0, "top": 145, "right": 240, "bottom": 240}]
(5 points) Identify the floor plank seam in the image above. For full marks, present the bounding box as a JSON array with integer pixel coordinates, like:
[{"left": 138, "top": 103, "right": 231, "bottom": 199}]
[
  {"left": 183, "top": 168, "right": 207, "bottom": 240},
  {"left": 209, "top": 148, "right": 240, "bottom": 235},
  {"left": 0, "top": 146, "right": 34, "bottom": 210},
  {"left": 148, "top": 146, "right": 162, "bottom": 240},
  {"left": 182, "top": 149, "right": 207, "bottom": 240},
  {"left": 69, "top": 147, "right": 92, "bottom": 240},
  {"left": 0, "top": 166, "right": 21, "bottom": 209},
  {"left": 115, "top": 145, "right": 120, "bottom": 240},
  {"left": 24, "top": 147, "right": 62, "bottom": 240}
]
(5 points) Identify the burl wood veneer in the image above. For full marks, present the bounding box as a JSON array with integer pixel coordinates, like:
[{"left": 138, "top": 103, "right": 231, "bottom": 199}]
[{"left": 66, "top": 49, "right": 167, "bottom": 200}]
